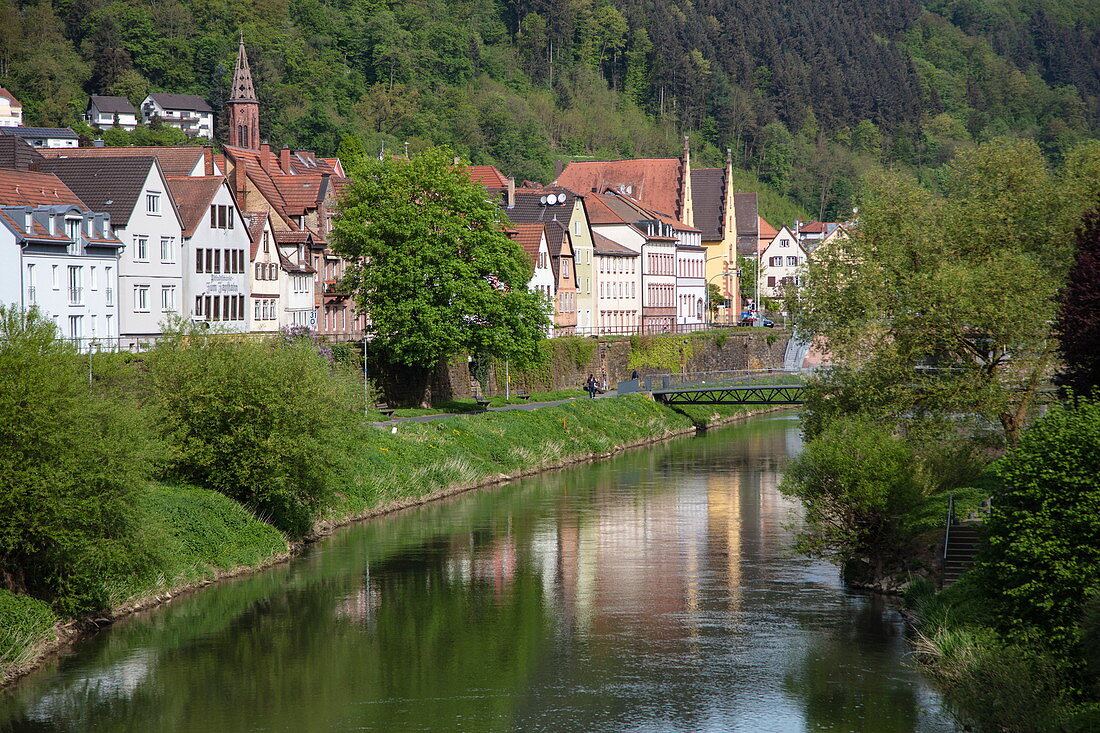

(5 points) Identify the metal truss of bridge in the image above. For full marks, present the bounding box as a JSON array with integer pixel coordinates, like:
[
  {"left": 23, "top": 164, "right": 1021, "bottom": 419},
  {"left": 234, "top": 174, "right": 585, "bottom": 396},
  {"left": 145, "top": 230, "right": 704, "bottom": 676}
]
[{"left": 653, "top": 384, "right": 807, "bottom": 406}]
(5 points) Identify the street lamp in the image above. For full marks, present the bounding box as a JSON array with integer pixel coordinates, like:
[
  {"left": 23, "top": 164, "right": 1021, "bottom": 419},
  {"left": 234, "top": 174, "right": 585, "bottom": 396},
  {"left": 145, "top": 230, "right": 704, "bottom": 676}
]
[{"left": 703, "top": 254, "right": 731, "bottom": 327}]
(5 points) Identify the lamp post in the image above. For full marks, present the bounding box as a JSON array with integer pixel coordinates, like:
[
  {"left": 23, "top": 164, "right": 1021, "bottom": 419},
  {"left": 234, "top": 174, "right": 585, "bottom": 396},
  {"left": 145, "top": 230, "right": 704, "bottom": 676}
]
[{"left": 702, "top": 254, "right": 730, "bottom": 327}]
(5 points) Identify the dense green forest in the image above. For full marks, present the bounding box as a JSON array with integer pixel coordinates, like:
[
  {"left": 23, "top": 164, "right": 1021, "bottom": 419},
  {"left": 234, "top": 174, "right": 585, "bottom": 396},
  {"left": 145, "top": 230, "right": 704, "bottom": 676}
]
[{"left": 1, "top": 0, "right": 1097, "bottom": 220}]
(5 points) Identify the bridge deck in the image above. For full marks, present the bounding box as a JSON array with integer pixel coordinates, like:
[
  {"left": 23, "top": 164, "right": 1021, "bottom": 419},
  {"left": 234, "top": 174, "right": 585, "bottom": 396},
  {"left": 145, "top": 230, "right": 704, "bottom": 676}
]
[{"left": 653, "top": 384, "right": 807, "bottom": 405}]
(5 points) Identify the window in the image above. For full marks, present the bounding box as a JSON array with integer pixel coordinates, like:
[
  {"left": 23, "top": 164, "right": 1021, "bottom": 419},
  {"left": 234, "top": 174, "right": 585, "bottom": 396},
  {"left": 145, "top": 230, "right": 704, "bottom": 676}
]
[
  {"left": 65, "top": 217, "right": 80, "bottom": 243},
  {"left": 787, "top": 256, "right": 799, "bottom": 266},
  {"left": 68, "top": 266, "right": 83, "bottom": 305},
  {"left": 68, "top": 315, "right": 82, "bottom": 342},
  {"left": 105, "top": 268, "right": 113, "bottom": 304},
  {"left": 135, "top": 285, "right": 149, "bottom": 312},
  {"left": 254, "top": 299, "right": 262, "bottom": 320},
  {"left": 146, "top": 192, "right": 160, "bottom": 214},
  {"left": 195, "top": 296, "right": 204, "bottom": 317},
  {"left": 205, "top": 249, "right": 213, "bottom": 273},
  {"left": 161, "top": 237, "right": 175, "bottom": 263},
  {"left": 161, "top": 285, "right": 175, "bottom": 312},
  {"left": 135, "top": 236, "right": 148, "bottom": 261},
  {"left": 89, "top": 266, "right": 97, "bottom": 290},
  {"left": 105, "top": 314, "right": 112, "bottom": 334},
  {"left": 26, "top": 264, "right": 35, "bottom": 304},
  {"left": 769, "top": 256, "right": 782, "bottom": 267},
  {"left": 780, "top": 238, "right": 790, "bottom": 247},
  {"left": 209, "top": 205, "right": 235, "bottom": 230},
  {"left": 213, "top": 249, "right": 221, "bottom": 273},
  {"left": 263, "top": 231, "right": 270, "bottom": 253},
  {"left": 767, "top": 276, "right": 776, "bottom": 288}
]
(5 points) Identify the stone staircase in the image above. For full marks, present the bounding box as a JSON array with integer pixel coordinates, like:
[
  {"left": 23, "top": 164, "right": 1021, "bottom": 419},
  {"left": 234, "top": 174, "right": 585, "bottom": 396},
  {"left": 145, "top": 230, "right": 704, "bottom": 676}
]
[{"left": 942, "top": 523, "right": 981, "bottom": 588}]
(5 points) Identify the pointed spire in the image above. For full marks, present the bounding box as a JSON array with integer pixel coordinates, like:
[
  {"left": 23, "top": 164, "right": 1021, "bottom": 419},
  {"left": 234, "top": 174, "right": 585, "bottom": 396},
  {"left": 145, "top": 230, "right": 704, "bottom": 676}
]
[{"left": 231, "top": 35, "right": 257, "bottom": 102}]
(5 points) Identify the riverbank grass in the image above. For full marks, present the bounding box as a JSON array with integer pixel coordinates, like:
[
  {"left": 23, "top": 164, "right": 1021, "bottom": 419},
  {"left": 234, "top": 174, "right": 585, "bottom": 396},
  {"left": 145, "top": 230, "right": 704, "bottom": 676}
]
[{"left": 2, "top": 393, "right": 772, "bottom": 685}]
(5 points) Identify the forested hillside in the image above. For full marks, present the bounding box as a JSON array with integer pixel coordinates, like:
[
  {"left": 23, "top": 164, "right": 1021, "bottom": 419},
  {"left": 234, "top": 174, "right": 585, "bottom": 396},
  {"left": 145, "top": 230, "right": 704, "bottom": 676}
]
[{"left": 2, "top": 0, "right": 1097, "bottom": 221}]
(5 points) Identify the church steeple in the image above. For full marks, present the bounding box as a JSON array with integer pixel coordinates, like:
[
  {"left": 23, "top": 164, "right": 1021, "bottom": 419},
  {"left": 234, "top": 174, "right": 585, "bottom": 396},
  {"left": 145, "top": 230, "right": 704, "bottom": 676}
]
[{"left": 227, "top": 34, "right": 260, "bottom": 149}]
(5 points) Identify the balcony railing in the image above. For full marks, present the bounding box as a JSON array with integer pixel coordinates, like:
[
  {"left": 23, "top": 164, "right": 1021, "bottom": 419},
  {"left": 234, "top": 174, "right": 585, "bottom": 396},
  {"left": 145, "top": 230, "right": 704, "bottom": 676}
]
[{"left": 68, "top": 287, "right": 83, "bottom": 305}]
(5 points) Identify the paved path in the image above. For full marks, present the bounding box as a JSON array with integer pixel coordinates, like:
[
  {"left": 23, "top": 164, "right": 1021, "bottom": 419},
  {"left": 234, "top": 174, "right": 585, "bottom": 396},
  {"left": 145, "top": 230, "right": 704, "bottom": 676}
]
[{"left": 371, "top": 390, "right": 622, "bottom": 427}]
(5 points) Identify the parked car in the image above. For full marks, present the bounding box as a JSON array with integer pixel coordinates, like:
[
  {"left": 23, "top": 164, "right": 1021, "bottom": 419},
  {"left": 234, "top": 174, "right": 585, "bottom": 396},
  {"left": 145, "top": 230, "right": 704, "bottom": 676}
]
[{"left": 738, "top": 311, "right": 775, "bottom": 328}]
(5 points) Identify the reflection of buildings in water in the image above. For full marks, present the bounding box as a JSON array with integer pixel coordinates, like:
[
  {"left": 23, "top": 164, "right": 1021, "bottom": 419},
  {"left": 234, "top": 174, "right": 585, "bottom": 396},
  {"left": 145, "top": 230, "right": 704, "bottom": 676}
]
[
  {"left": 705, "top": 471, "right": 743, "bottom": 619},
  {"left": 25, "top": 649, "right": 155, "bottom": 723},
  {"left": 334, "top": 579, "right": 381, "bottom": 627}
]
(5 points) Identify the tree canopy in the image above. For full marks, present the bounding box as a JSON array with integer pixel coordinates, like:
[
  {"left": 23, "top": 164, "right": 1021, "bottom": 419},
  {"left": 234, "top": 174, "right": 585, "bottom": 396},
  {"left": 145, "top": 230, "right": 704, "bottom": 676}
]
[
  {"left": 331, "top": 148, "right": 550, "bottom": 406},
  {"left": 788, "top": 138, "right": 1082, "bottom": 444}
]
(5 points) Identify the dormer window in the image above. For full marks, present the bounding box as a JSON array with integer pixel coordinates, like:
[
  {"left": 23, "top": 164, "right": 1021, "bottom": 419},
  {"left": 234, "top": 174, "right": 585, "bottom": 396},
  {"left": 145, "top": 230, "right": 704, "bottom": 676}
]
[
  {"left": 23, "top": 211, "right": 31, "bottom": 231},
  {"left": 65, "top": 217, "right": 81, "bottom": 243}
]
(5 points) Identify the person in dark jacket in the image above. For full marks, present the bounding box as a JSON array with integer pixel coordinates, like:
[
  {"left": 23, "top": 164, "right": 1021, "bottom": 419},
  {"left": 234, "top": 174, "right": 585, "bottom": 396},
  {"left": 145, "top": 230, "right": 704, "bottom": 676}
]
[{"left": 584, "top": 374, "right": 597, "bottom": 398}]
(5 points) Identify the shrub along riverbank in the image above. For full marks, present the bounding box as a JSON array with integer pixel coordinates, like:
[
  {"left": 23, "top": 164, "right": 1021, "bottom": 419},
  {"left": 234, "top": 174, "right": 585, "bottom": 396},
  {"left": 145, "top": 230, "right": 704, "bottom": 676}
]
[{"left": 0, "top": 308, "right": 772, "bottom": 685}]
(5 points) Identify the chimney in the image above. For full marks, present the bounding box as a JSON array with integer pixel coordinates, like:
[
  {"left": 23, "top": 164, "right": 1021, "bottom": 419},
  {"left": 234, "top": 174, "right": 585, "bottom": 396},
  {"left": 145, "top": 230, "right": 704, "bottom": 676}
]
[
  {"left": 454, "top": 156, "right": 462, "bottom": 165},
  {"left": 234, "top": 164, "right": 248, "bottom": 211},
  {"left": 315, "top": 172, "right": 331, "bottom": 237},
  {"left": 203, "top": 145, "right": 214, "bottom": 176},
  {"left": 280, "top": 147, "right": 291, "bottom": 174},
  {"left": 259, "top": 143, "right": 272, "bottom": 167},
  {"left": 507, "top": 177, "right": 515, "bottom": 209}
]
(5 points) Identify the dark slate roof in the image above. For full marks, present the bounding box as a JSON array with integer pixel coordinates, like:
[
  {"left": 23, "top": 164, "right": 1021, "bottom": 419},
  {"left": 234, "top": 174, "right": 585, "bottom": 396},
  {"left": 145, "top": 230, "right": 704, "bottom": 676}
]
[
  {"left": 592, "top": 232, "right": 637, "bottom": 256},
  {"left": 147, "top": 94, "right": 213, "bottom": 113},
  {"left": 734, "top": 192, "right": 760, "bottom": 256},
  {"left": 88, "top": 95, "right": 137, "bottom": 115},
  {"left": 0, "top": 126, "right": 78, "bottom": 139},
  {"left": 491, "top": 186, "right": 578, "bottom": 225},
  {"left": 690, "top": 168, "right": 724, "bottom": 241},
  {"left": 0, "top": 136, "right": 44, "bottom": 171},
  {"left": 36, "top": 156, "right": 156, "bottom": 227}
]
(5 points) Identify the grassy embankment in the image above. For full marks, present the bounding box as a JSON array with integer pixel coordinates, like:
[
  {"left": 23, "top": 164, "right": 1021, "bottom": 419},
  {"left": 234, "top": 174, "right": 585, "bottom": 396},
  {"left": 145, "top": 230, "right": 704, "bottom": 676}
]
[{"left": 1, "top": 393, "right": 770, "bottom": 685}]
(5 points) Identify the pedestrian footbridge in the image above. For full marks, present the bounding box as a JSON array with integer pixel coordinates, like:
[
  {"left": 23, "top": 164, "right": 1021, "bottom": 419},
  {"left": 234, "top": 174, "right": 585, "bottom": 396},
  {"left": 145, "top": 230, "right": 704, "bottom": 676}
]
[{"left": 620, "top": 370, "right": 808, "bottom": 406}]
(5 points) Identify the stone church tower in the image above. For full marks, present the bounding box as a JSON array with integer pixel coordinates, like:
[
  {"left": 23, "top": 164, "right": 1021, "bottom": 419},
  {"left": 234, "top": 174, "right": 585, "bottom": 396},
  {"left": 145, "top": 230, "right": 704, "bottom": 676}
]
[{"left": 227, "top": 36, "right": 259, "bottom": 149}]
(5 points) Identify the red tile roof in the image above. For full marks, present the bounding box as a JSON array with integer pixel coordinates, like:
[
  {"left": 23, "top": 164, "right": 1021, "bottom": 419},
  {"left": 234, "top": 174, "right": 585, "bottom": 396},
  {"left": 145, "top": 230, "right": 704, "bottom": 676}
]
[
  {"left": 38, "top": 146, "right": 206, "bottom": 177},
  {"left": 166, "top": 176, "right": 223, "bottom": 237},
  {"left": 245, "top": 210, "right": 269, "bottom": 259},
  {"left": 0, "top": 87, "right": 21, "bottom": 108},
  {"left": 466, "top": 165, "right": 509, "bottom": 187},
  {"left": 509, "top": 223, "right": 545, "bottom": 264},
  {"left": 0, "top": 169, "right": 86, "bottom": 207},
  {"left": 759, "top": 216, "right": 778, "bottom": 238},
  {"left": 555, "top": 158, "right": 684, "bottom": 220}
]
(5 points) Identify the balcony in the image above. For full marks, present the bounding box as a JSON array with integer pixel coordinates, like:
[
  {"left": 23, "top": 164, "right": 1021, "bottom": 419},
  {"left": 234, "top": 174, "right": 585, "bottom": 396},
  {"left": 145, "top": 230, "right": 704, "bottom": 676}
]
[{"left": 68, "top": 287, "right": 83, "bottom": 306}]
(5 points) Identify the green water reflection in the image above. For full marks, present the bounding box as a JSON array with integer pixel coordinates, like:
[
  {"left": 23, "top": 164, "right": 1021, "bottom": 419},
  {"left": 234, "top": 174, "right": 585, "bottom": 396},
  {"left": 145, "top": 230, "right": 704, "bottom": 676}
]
[{"left": 0, "top": 413, "right": 956, "bottom": 732}]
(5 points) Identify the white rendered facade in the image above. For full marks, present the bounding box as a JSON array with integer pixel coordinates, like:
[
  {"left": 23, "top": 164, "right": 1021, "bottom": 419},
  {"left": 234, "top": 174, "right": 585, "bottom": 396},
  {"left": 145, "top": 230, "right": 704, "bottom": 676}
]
[
  {"left": 0, "top": 205, "right": 121, "bottom": 349},
  {"left": 185, "top": 181, "right": 250, "bottom": 331},
  {"left": 594, "top": 248, "right": 640, "bottom": 334},
  {"left": 248, "top": 216, "right": 281, "bottom": 333},
  {"left": 114, "top": 165, "right": 186, "bottom": 347},
  {"left": 759, "top": 225, "right": 807, "bottom": 300},
  {"left": 675, "top": 240, "right": 707, "bottom": 327},
  {"left": 278, "top": 240, "right": 316, "bottom": 329},
  {"left": 140, "top": 96, "right": 215, "bottom": 139}
]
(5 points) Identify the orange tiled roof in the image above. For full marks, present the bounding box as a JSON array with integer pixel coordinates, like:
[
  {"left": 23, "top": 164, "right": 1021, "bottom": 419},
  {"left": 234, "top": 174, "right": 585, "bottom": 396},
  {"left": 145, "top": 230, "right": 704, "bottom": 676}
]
[
  {"left": 0, "top": 87, "right": 21, "bottom": 108},
  {"left": 509, "top": 222, "right": 545, "bottom": 263},
  {"left": 555, "top": 158, "right": 683, "bottom": 220},
  {"left": 466, "top": 165, "right": 509, "bottom": 187},
  {"left": 166, "top": 176, "right": 223, "bottom": 237},
  {"left": 759, "top": 216, "right": 778, "bottom": 238},
  {"left": 37, "top": 145, "right": 206, "bottom": 177},
  {"left": 244, "top": 210, "right": 269, "bottom": 260},
  {"left": 0, "top": 169, "right": 86, "bottom": 207}
]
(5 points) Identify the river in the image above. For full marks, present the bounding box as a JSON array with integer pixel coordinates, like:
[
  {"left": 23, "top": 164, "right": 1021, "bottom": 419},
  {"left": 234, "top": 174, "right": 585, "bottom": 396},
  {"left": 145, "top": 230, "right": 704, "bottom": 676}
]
[{"left": 0, "top": 412, "right": 956, "bottom": 732}]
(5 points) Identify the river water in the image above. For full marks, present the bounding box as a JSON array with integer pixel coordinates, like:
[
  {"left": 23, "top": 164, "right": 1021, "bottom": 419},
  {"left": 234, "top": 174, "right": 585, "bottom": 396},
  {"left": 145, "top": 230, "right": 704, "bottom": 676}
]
[{"left": 0, "top": 413, "right": 956, "bottom": 732}]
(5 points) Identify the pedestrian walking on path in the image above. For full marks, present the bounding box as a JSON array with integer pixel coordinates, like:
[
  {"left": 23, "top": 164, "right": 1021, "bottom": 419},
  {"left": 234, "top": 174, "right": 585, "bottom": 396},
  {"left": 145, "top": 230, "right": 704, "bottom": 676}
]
[{"left": 584, "top": 374, "right": 597, "bottom": 399}]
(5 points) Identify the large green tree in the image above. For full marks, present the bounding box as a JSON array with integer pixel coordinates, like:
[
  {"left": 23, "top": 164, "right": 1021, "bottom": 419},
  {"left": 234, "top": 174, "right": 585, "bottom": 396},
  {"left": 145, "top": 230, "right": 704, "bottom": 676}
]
[
  {"left": 788, "top": 138, "right": 1074, "bottom": 445},
  {"left": 331, "top": 147, "right": 550, "bottom": 406}
]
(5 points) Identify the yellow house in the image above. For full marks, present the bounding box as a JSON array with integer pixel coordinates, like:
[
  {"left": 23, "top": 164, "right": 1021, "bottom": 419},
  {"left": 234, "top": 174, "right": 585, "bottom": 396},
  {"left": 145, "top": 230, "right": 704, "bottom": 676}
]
[{"left": 690, "top": 150, "right": 740, "bottom": 324}]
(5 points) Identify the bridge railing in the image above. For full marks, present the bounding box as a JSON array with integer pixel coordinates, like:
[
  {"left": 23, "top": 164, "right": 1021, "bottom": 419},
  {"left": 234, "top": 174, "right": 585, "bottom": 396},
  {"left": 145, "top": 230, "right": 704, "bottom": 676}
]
[{"left": 627, "top": 368, "right": 802, "bottom": 393}]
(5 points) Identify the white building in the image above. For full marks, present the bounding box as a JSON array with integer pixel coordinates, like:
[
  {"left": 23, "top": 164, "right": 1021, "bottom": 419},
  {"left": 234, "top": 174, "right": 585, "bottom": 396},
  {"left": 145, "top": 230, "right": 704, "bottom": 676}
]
[
  {"left": 511, "top": 223, "right": 556, "bottom": 330},
  {"left": 245, "top": 211, "right": 280, "bottom": 332},
  {"left": 592, "top": 232, "right": 641, "bottom": 334},
  {"left": 0, "top": 127, "right": 78, "bottom": 148},
  {"left": 274, "top": 230, "right": 319, "bottom": 329},
  {"left": 0, "top": 171, "right": 123, "bottom": 349},
  {"left": 168, "top": 176, "right": 250, "bottom": 331},
  {"left": 759, "top": 225, "right": 808, "bottom": 300},
  {"left": 0, "top": 88, "right": 23, "bottom": 127},
  {"left": 39, "top": 156, "right": 187, "bottom": 348},
  {"left": 140, "top": 94, "right": 215, "bottom": 139},
  {"left": 86, "top": 96, "right": 139, "bottom": 132}
]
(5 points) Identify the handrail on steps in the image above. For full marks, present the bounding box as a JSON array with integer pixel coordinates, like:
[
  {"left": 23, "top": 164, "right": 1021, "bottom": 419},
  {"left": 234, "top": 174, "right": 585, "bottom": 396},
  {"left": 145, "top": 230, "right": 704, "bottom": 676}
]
[{"left": 943, "top": 493, "right": 955, "bottom": 561}]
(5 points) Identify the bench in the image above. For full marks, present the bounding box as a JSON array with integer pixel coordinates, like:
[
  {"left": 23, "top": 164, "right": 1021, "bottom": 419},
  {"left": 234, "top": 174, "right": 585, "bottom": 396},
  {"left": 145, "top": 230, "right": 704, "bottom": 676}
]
[
  {"left": 515, "top": 394, "right": 533, "bottom": 401},
  {"left": 475, "top": 398, "right": 492, "bottom": 411},
  {"left": 376, "top": 404, "right": 395, "bottom": 418}
]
